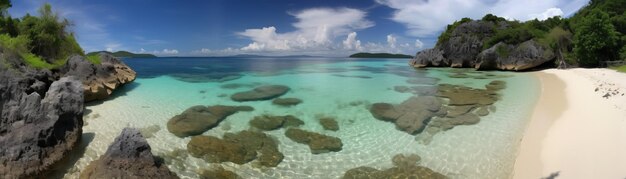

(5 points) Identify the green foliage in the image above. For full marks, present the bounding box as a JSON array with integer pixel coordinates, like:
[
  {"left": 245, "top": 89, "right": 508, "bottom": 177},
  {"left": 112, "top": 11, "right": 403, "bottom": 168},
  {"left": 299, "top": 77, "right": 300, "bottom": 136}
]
[
  {"left": 437, "top": 17, "right": 472, "bottom": 46},
  {"left": 620, "top": 46, "right": 626, "bottom": 60},
  {"left": 482, "top": 14, "right": 506, "bottom": 23},
  {"left": 573, "top": 9, "right": 620, "bottom": 67},
  {"left": 15, "top": 3, "right": 83, "bottom": 63},
  {"left": 0, "top": 34, "right": 65, "bottom": 69},
  {"left": 0, "top": 0, "right": 10, "bottom": 16},
  {"left": 86, "top": 51, "right": 157, "bottom": 58},
  {"left": 611, "top": 65, "right": 626, "bottom": 73},
  {"left": 0, "top": 34, "right": 29, "bottom": 53},
  {"left": 483, "top": 22, "right": 548, "bottom": 49},
  {"left": 495, "top": 45, "right": 510, "bottom": 58},
  {"left": 86, "top": 54, "right": 102, "bottom": 64}
]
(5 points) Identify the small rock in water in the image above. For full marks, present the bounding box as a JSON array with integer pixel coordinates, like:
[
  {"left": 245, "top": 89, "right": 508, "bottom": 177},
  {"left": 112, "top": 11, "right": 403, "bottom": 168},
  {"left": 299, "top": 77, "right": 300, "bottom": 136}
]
[
  {"left": 272, "top": 98, "right": 303, "bottom": 106},
  {"left": 249, "top": 115, "right": 304, "bottom": 131},
  {"left": 187, "top": 130, "right": 283, "bottom": 167},
  {"left": 231, "top": 85, "right": 290, "bottom": 102},
  {"left": 319, "top": 117, "right": 339, "bottom": 131},
  {"left": 197, "top": 166, "right": 239, "bottom": 179},
  {"left": 167, "top": 105, "right": 253, "bottom": 137},
  {"left": 343, "top": 154, "right": 445, "bottom": 179},
  {"left": 139, "top": 125, "right": 162, "bottom": 138},
  {"left": 284, "top": 128, "right": 343, "bottom": 154}
]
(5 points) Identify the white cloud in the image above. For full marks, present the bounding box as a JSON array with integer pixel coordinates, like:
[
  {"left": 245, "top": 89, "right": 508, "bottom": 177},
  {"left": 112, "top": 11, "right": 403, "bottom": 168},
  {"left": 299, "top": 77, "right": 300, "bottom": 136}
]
[
  {"left": 529, "top": 8, "right": 564, "bottom": 20},
  {"left": 415, "top": 39, "right": 424, "bottom": 49},
  {"left": 160, "top": 49, "right": 179, "bottom": 55},
  {"left": 237, "top": 8, "right": 374, "bottom": 52},
  {"left": 387, "top": 34, "right": 397, "bottom": 48},
  {"left": 343, "top": 32, "right": 362, "bottom": 51},
  {"left": 105, "top": 43, "right": 121, "bottom": 52},
  {"left": 136, "top": 48, "right": 179, "bottom": 56},
  {"left": 376, "top": 0, "right": 589, "bottom": 37}
]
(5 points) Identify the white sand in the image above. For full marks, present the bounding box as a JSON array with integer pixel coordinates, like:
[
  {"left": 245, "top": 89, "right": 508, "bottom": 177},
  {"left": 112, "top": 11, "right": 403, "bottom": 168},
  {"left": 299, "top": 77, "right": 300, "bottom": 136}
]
[{"left": 514, "top": 68, "right": 626, "bottom": 179}]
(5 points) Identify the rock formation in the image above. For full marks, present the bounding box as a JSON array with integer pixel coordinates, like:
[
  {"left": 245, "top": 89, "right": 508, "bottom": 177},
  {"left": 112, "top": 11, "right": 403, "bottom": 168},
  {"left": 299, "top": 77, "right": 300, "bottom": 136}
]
[
  {"left": 167, "top": 105, "right": 253, "bottom": 137},
  {"left": 475, "top": 40, "right": 555, "bottom": 70},
  {"left": 187, "top": 130, "right": 283, "bottom": 167},
  {"left": 319, "top": 117, "right": 339, "bottom": 131},
  {"left": 272, "top": 97, "right": 302, "bottom": 106},
  {"left": 410, "top": 20, "right": 555, "bottom": 71},
  {"left": 369, "top": 96, "right": 445, "bottom": 134},
  {"left": 60, "top": 53, "right": 136, "bottom": 102},
  {"left": 231, "top": 85, "right": 290, "bottom": 102},
  {"left": 80, "top": 128, "right": 178, "bottom": 179},
  {"left": 285, "top": 128, "right": 343, "bottom": 154},
  {"left": 0, "top": 75, "right": 84, "bottom": 178},
  {"left": 343, "top": 154, "right": 446, "bottom": 179},
  {"left": 249, "top": 115, "right": 304, "bottom": 131}
]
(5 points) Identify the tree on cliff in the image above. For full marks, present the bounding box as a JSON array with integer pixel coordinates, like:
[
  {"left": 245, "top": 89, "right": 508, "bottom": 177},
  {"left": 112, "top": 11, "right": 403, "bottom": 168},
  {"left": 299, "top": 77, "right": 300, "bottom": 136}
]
[
  {"left": 573, "top": 9, "right": 620, "bottom": 67},
  {"left": 0, "top": 0, "right": 10, "bottom": 16}
]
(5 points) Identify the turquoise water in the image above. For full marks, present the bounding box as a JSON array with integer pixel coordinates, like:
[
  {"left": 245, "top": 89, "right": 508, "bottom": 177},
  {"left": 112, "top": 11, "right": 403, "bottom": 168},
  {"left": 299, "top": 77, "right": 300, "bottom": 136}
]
[{"left": 67, "top": 57, "right": 539, "bottom": 178}]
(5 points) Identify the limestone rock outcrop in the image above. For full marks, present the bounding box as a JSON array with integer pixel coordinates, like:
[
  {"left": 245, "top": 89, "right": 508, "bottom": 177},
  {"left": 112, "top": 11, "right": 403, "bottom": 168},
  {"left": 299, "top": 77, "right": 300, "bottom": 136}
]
[
  {"left": 80, "top": 128, "right": 179, "bottom": 179},
  {"left": 410, "top": 20, "right": 555, "bottom": 71},
  {"left": 0, "top": 75, "right": 84, "bottom": 178},
  {"left": 475, "top": 40, "right": 555, "bottom": 71},
  {"left": 61, "top": 53, "right": 136, "bottom": 102}
]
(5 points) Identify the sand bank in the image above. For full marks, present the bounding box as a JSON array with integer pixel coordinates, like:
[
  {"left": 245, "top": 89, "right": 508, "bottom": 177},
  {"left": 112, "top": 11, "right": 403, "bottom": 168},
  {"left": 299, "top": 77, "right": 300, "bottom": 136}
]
[{"left": 514, "top": 69, "right": 626, "bottom": 178}]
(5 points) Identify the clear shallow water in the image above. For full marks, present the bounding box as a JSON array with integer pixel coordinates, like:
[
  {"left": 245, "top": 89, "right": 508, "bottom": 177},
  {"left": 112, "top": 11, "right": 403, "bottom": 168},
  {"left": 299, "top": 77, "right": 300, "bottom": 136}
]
[{"left": 65, "top": 57, "right": 539, "bottom": 178}]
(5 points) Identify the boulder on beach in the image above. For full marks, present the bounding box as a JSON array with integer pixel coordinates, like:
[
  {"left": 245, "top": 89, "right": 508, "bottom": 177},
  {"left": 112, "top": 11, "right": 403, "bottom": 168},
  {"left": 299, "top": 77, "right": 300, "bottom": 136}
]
[
  {"left": 285, "top": 128, "right": 343, "bottom": 154},
  {"left": 231, "top": 85, "right": 290, "bottom": 102},
  {"left": 79, "top": 128, "right": 179, "bottom": 179},
  {"left": 272, "top": 98, "right": 303, "bottom": 106},
  {"left": 167, "top": 105, "right": 253, "bottom": 137},
  {"left": 187, "top": 130, "right": 283, "bottom": 167},
  {"left": 60, "top": 53, "right": 136, "bottom": 102},
  {"left": 0, "top": 76, "right": 84, "bottom": 178},
  {"left": 249, "top": 115, "right": 304, "bottom": 131}
]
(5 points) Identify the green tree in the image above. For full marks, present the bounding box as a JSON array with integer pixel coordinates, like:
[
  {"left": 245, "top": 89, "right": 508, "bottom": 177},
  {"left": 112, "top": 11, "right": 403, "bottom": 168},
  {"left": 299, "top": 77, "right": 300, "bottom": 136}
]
[
  {"left": 17, "top": 3, "right": 83, "bottom": 62},
  {"left": 0, "top": 0, "right": 10, "bottom": 17},
  {"left": 573, "top": 9, "right": 620, "bottom": 67}
]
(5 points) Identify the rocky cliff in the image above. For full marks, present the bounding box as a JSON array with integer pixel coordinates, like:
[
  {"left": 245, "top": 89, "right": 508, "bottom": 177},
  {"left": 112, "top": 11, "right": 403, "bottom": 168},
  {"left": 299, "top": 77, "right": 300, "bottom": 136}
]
[
  {"left": 0, "top": 67, "right": 84, "bottom": 178},
  {"left": 410, "top": 20, "right": 556, "bottom": 71},
  {"left": 61, "top": 53, "right": 136, "bottom": 102},
  {"left": 0, "top": 49, "right": 136, "bottom": 178}
]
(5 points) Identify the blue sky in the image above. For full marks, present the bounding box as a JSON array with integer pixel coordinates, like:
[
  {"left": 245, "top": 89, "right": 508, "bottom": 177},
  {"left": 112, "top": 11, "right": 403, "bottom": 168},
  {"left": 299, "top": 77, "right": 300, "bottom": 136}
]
[{"left": 9, "top": 0, "right": 589, "bottom": 57}]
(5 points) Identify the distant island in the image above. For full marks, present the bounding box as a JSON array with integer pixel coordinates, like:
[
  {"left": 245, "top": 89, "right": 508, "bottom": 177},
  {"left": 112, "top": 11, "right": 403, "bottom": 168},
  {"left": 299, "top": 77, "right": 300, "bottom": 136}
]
[
  {"left": 349, "top": 53, "right": 413, "bottom": 58},
  {"left": 87, "top": 51, "right": 157, "bottom": 58}
]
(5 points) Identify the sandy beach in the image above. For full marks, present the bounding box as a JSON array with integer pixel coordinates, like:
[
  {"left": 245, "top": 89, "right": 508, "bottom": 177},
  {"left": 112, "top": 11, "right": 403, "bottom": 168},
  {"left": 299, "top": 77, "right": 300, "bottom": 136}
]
[{"left": 514, "top": 68, "right": 626, "bottom": 178}]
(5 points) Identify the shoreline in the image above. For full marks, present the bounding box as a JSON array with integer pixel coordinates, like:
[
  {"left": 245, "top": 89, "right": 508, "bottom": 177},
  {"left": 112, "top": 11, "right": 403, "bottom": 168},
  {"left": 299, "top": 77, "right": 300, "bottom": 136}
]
[{"left": 514, "top": 68, "right": 626, "bottom": 178}]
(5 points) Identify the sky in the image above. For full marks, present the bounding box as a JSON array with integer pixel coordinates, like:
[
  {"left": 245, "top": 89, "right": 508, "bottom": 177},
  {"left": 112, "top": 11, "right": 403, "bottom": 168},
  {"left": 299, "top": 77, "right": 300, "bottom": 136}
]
[{"left": 8, "top": 0, "right": 590, "bottom": 57}]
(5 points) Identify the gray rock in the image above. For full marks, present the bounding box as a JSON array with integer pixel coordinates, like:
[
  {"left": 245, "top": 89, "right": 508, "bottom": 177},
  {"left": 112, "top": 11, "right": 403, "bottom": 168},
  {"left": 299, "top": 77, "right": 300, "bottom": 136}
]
[
  {"left": 60, "top": 53, "right": 136, "bottom": 102},
  {"left": 475, "top": 40, "right": 555, "bottom": 71},
  {"left": 369, "top": 96, "right": 444, "bottom": 134},
  {"left": 167, "top": 105, "right": 253, "bottom": 137},
  {"left": 0, "top": 76, "right": 84, "bottom": 178},
  {"left": 80, "top": 128, "right": 178, "bottom": 179},
  {"left": 410, "top": 48, "right": 447, "bottom": 68},
  {"left": 231, "top": 85, "right": 290, "bottom": 102}
]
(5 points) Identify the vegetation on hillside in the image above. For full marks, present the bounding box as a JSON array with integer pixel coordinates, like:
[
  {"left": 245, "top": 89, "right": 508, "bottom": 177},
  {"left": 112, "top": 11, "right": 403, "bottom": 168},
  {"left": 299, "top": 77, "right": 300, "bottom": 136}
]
[
  {"left": 349, "top": 53, "right": 413, "bottom": 58},
  {"left": 436, "top": 0, "right": 626, "bottom": 67},
  {"left": 87, "top": 50, "right": 157, "bottom": 58},
  {"left": 0, "top": 0, "right": 86, "bottom": 69}
]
